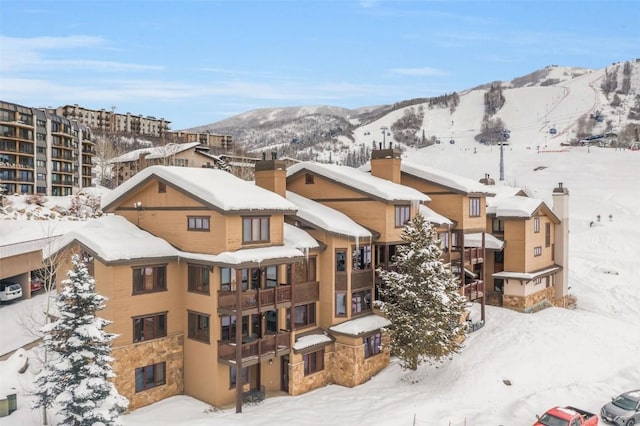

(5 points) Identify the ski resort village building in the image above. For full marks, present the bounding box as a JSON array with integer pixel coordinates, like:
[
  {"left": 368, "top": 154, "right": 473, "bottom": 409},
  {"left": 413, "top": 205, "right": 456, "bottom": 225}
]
[{"left": 0, "top": 145, "right": 569, "bottom": 412}]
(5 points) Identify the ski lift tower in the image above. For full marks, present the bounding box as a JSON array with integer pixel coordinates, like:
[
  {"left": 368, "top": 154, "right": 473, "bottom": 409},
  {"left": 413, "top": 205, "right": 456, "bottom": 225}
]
[{"left": 381, "top": 126, "right": 388, "bottom": 147}]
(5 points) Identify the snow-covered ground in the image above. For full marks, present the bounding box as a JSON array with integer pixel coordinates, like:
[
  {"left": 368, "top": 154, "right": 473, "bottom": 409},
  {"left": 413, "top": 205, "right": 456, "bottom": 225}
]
[{"left": 1, "top": 144, "right": 639, "bottom": 425}]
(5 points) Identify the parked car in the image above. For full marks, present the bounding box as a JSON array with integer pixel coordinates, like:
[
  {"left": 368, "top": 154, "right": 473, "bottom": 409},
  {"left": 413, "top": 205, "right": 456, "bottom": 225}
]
[
  {"left": 30, "top": 277, "right": 44, "bottom": 293},
  {"left": 601, "top": 390, "right": 640, "bottom": 426},
  {"left": 0, "top": 281, "right": 23, "bottom": 302},
  {"left": 534, "top": 406, "right": 599, "bottom": 426}
]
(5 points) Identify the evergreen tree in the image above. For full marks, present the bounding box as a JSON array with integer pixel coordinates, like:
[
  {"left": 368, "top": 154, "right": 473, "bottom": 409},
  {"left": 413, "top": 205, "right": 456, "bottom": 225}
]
[
  {"left": 0, "top": 183, "right": 6, "bottom": 214},
  {"left": 378, "top": 214, "right": 468, "bottom": 371},
  {"left": 33, "top": 254, "right": 128, "bottom": 425}
]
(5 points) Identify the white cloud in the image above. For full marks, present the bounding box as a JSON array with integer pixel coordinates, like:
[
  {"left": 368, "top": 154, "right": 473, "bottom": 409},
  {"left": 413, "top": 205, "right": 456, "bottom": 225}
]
[{"left": 390, "top": 67, "right": 447, "bottom": 77}]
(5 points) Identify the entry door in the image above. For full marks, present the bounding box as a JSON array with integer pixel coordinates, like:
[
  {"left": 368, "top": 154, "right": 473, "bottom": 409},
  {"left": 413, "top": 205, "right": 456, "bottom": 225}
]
[{"left": 281, "top": 355, "right": 289, "bottom": 392}]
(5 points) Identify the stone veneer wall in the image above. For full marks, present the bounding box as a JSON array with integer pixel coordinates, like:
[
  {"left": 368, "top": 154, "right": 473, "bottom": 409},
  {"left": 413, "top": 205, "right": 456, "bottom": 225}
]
[
  {"left": 112, "top": 333, "right": 184, "bottom": 410},
  {"left": 288, "top": 349, "right": 334, "bottom": 396},
  {"left": 332, "top": 332, "right": 390, "bottom": 388},
  {"left": 503, "top": 287, "right": 555, "bottom": 312}
]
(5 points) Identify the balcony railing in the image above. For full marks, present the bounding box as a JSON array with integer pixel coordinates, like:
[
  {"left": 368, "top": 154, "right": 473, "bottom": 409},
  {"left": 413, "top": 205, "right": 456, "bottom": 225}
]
[
  {"left": 218, "top": 286, "right": 293, "bottom": 312},
  {"left": 292, "top": 280, "right": 319, "bottom": 304},
  {"left": 462, "top": 280, "right": 484, "bottom": 301},
  {"left": 218, "top": 332, "right": 291, "bottom": 366}
]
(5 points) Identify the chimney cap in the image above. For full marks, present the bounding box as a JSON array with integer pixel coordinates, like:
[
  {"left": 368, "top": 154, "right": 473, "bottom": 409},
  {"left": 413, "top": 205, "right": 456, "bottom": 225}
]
[{"left": 553, "top": 182, "right": 569, "bottom": 194}]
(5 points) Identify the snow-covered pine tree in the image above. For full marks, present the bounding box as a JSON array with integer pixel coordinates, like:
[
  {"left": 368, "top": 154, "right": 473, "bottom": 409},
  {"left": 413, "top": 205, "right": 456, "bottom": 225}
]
[
  {"left": 377, "top": 213, "right": 468, "bottom": 371},
  {"left": 33, "top": 254, "right": 128, "bottom": 425}
]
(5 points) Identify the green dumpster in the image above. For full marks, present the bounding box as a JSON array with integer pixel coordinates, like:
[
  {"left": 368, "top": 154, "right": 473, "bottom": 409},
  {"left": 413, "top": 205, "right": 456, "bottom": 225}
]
[
  {"left": 0, "top": 398, "right": 9, "bottom": 417},
  {"left": 6, "top": 393, "right": 16, "bottom": 414}
]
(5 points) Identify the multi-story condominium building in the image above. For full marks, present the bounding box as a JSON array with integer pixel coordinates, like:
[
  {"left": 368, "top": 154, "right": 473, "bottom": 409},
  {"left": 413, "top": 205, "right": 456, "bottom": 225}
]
[
  {"left": 55, "top": 104, "right": 170, "bottom": 138},
  {"left": 1, "top": 100, "right": 95, "bottom": 196},
  {"left": 169, "top": 131, "right": 233, "bottom": 151},
  {"left": 48, "top": 157, "right": 430, "bottom": 412}
]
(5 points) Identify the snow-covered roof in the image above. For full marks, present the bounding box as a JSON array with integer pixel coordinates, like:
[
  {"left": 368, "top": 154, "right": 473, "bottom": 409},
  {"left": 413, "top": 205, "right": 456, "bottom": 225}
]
[
  {"left": 110, "top": 142, "right": 201, "bottom": 163},
  {"left": 492, "top": 266, "right": 561, "bottom": 281},
  {"left": 329, "top": 314, "right": 391, "bottom": 337},
  {"left": 287, "top": 162, "right": 430, "bottom": 203},
  {"left": 0, "top": 220, "right": 88, "bottom": 259},
  {"left": 283, "top": 223, "right": 320, "bottom": 251},
  {"left": 418, "top": 204, "right": 453, "bottom": 226},
  {"left": 292, "top": 333, "right": 333, "bottom": 351},
  {"left": 101, "top": 165, "right": 298, "bottom": 213},
  {"left": 464, "top": 232, "right": 504, "bottom": 250},
  {"left": 286, "top": 191, "right": 372, "bottom": 239},
  {"left": 400, "top": 160, "right": 495, "bottom": 195},
  {"left": 47, "top": 215, "right": 179, "bottom": 262},
  {"left": 180, "top": 245, "right": 306, "bottom": 266},
  {"left": 487, "top": 195, "right": 545, "bottom": 218}
]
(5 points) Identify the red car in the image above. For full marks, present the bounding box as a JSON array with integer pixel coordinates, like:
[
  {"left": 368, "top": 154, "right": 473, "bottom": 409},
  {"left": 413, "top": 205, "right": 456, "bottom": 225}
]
[
  {"left": 535, "top": 406, "right": 599, "bottom": 426},
  {"left": 30, "top": 278, "right": 44, "bottom": 293}
]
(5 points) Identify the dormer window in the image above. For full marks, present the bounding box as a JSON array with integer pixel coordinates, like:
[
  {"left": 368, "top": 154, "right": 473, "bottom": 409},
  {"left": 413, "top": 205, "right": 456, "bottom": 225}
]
[{"left": 242, "top": 216, "right": 269, "bottom": 243}]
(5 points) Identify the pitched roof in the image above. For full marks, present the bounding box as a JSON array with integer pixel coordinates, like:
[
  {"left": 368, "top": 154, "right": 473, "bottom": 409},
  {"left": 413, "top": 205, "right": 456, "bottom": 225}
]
[
  {"left": 287, "top": 162, "right": 430, "bottom": 203},
  {"left": 418, "top": 204, "right": 453, "bottom": 226},
  {"left": 110, "top": 142, "right": 202, "bottom": 163},
  {"left": 487, "top": 195, "right": 559, "bottom": 222},
  {"left": 286, "top": 191, "right": 372, "bottom": 239},
  {"left": 101, "top": 165, "right": 298, "bottom": 213},
  {"left": 329, "top": 314, "right": 391, "bottom": 337},
  {"left": 400, "top": 160, "right": 495, "bottom": 195}
]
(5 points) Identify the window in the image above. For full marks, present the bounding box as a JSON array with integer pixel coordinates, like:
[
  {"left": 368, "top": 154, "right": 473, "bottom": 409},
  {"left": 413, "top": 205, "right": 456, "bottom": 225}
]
[
  {"left": 188, "top": 311, "right": 210, "bottom": 343},
  {"left": 534, "top": 216, "right": 540, "bottom": 233},
  {"left": 352, "top": 245, "right": 372, "bottom": 270},
  {"left": 230, "top": 366, "right": 249, "bottom": 388},
  {"left": 395, "top": 205, "right": 410, "bottom": 227},
  {"left": 294, "top": 303, "right": 316, "bottom": 328},
  {"left": 220, "top": 315, "right": 237, "bottom": 341},
  {"left": 439, "top": 232, "right": 450, "bottom": 250},
  {"left": 242, "top": 216, "right": 269, "bottom": 243},
  {"left": 133, "top": 266, "right": 166, "bottom": 294},
  {"left": 494, "top": 279, "right": 504, "bottom": 294},
  {"left": 534, "top": 246, "right": 542, "bottom": 257},
  {"left": 335, "top": 292, "right": 346, "bottom": 316},
  {"left": 265, "top": 265, "right": 277, "bottom": 288},
  {"left": 158, "top": 182, "right": 166, "bottom": 193},
  {"left": 133, "top": 313, "right": 166, "bottom": 343},
  {"left": 188, "top": 264, "right": 210, "bottom": 293},
  {"left": 187, "top": 216, "right": 210, "bottom": 231},
  {"left": 305, "top": 173, "right": 314, "bottom": 184},
  {"left": 220, "top": 267, "right": 236, "bottom": 291},
  {"left": 364, "top": 332, "right": 382, "bottom": 358},
  {"left": 135, "top": 362, "right": 166, "bottom": 392},
  {"left": 303, "top": 349, "right": 324, "bottom": 376},
  {"left": 352, "top": 289, "right": 372, "bottom": 314},
  {"left": 545, "top": 222, "right": 551, "bottom": 247},
  {"left": 336, "top": 250, "right": 346, "bottom": 272},
  {"left": 469, "top": 197, "right": 481, "bottom": 217},
  {"left": 494, "top": 250, "right": 504, "bottom": 264},
  {"left": 492, "top": 218, "right": 504, "bottom": 233}
]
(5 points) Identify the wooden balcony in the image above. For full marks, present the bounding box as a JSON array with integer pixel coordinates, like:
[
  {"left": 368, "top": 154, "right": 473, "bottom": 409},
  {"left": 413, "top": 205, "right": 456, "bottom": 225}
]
[
  {"left": 218, "top": 332, "right": 291, "bottom": 366},
  {"left": 461, "top": 247, "right": 484, "bottom": 265},
  {"left": 352, "top": 270, "right": 374, "bottom": 291},
  {"left": 462, "top": 280, "right": 484, "bottom": 301},
  {"left": 292, "top": 281, "right": 319, "bottom": 304},
  {"left": 218, "top": 286, "right": 292, "bottom": 314}
]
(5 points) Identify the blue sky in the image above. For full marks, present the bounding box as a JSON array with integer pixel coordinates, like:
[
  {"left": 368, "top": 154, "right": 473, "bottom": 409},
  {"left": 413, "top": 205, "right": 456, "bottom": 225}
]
[{"left": 1, "top": 1, "right": 638, "bottom": 130}]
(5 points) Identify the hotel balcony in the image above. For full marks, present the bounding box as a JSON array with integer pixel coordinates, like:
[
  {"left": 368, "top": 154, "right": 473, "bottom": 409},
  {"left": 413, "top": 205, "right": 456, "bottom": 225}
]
[
  {"left": 217, "top": 332, "right": 291, "bottom": 366},
  {"left": 462, "top": 279, "right": 484, "bottom": 301}
]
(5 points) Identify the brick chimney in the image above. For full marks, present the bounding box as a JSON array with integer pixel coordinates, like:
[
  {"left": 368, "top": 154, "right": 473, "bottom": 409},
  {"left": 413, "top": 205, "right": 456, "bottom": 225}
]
[
  {"left": 370, "top": 146, "right": 402, "bottom": 183},
  {"left": 254, "top": 151, "right": 287, "bottom": 198}
]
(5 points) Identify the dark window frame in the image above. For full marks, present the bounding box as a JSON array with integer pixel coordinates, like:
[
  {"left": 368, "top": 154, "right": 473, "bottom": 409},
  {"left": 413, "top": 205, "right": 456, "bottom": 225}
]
[
  {"left": 352, "top": 289, "right": 372, "bottom": 315},
  {"left": 534, "top": 246, "right": 542, "bottom": 257},
  {"left": 545, "top": 222, "right": 551, "bottom": 247},
  {"left": 352, "top": 244, "right": 372, "bottom": 271},
  {"left": 132, "top": 265, "right": 167, "bottom": 295},
  {"left": 188, "top": 311, "right": 210, "bottom": 343},
  {"left": 187, "top": 216, "right": 210, "bottom": 231},
  {"left": 132, "top": 312, "right": 167, "bottom": 343},
  {"left": 364, "top": 332, "right": 382, "bottom": 358},
  {"left": 303, "top": 349, "right": 324, "bottom": 376},
  {"left": 242, "top": 216, "right": 270, "bottom": 244},
  {"left": 534, "top": 216, "right": 540, "bottom": 233},
  {"left": 135, "top": 362, "right": 166, "bottom": 392},
  {"left": 294, "top": 303, "right": 316, "bottom": 328},
  {"left": 188, "top": 264, "right": 210, "bottom": 294},
  {"left": 394, "top": 205, "right": 411, "bottom": 228},
  {"left": 469, "top": 197, "right": 481, "bottom": 217},
  {"left": 229, "top": 365, "right": 249, "bottom": 388},
  {"left": 158, "top": 182, "right": 166, "bottom": 193}
]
